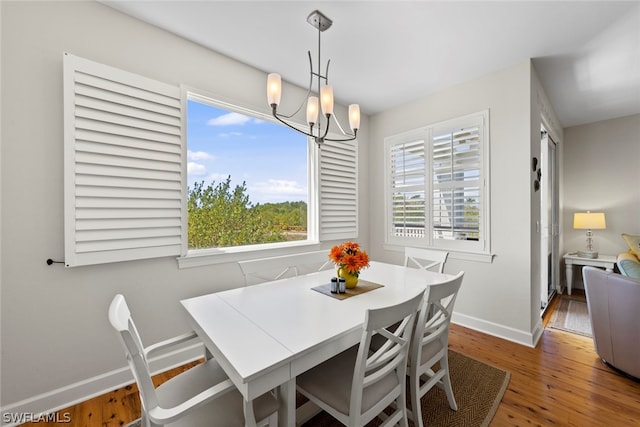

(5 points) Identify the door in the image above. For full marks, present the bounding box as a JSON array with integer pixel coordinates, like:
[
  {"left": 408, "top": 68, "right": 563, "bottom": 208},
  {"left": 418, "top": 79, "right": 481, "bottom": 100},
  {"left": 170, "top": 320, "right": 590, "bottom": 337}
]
[{"left": 541, "top": 128, "right": 559, "bottom": 313}]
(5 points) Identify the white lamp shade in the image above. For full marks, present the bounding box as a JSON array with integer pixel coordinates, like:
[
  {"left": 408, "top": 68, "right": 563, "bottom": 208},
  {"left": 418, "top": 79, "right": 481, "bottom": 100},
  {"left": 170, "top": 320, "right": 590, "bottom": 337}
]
[
  {"left": 348, "top": 104, "right": 360, "bottom": 131},
  {"left": 306, "top": 96, "right": 319, "bottom": 124},
  {"left": 320, "top": 85, "right": 334, "bottom": 115},
  {"left": 573, "top": 212, "right": 606, "bottom": 229},
  {"left": 267, "top": 73, "right": 282, "bottom": 106}
]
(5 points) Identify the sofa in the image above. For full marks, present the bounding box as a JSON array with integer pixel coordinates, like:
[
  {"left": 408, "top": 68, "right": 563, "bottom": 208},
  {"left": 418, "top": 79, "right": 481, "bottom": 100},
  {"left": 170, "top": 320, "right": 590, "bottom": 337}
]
[
  {"left": 583, "top": 266, "right": 640, "bottom": 379},
  {"left": 617, "top": 234, "right": 640, "bottom": 279}
]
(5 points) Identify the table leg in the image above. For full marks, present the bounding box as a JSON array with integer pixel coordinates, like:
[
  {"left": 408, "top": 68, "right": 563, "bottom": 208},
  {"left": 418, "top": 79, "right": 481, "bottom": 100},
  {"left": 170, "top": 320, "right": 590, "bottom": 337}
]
[
  {"left": 278, "top": 378, "right": 296, "bottom": 427},
  {"left": 565, "top": 263, "right": 573, "bottom": 296}
]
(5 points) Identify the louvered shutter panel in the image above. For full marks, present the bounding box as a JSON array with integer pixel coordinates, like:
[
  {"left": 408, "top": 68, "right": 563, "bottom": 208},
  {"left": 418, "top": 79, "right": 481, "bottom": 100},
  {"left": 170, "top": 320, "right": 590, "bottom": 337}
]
[
  {"left": 431, "top": 124, "right": 482, "bottom": 243},
  {"left": 319, "top": 139, "right": 358, "bottom": 240},
  {"left": 63, "top": 53, "right": 184, "bottom": 267},
  {"left": 389, "top": 139, "right": 426, "bottom": 239}
]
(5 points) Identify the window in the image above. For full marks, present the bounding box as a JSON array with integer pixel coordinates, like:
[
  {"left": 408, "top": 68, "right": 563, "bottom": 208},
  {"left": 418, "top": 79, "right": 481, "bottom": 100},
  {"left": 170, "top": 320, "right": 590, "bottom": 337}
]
[
  {"left": 388, "top": 131, "right": 426, "bottom": 241},
  {"left": 64, "top": 53, "right": 358, "bottom": 267},
  {"left": 184, "top": 91, "right": 359, "bottom": 257},
  {"left": 385, "top": 111, "right": 489, "bottom": 254},
  {"left": 185, "top": 94, "right": 311, "bottom": 250}
]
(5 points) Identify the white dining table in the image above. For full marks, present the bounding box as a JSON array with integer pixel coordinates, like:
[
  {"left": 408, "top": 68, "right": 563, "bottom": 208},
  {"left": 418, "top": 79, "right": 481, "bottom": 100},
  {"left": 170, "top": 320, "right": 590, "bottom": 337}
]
[{"left": 180, "top": 261, "right": 452, "bottom": 427}]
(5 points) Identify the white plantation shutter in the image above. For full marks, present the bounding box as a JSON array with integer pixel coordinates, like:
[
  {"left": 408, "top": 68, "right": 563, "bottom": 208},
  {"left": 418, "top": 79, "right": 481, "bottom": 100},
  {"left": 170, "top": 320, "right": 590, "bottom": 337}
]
[
  {"left": 63, "top": 53, "right": 184, "bottom": 267},
  {"left": 389, "top": 137, "right": 426, "bottom": 241},
  {"left": 385, "top": 111, "right": 489, "bottom": 253},
  {"left": 431, "top": 123, "right": 482, "bottom": 244},
  {"left": 319, "top": 139, "right": 358, "bottom": 240}
]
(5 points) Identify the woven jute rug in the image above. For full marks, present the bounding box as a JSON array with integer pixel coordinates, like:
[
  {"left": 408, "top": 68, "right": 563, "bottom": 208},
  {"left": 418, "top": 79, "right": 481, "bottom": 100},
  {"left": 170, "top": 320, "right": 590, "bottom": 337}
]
[
  {"left": 549, "top": 298, "right": 592, "bottom": 337},
  {"left": 302, "top": 350, "right": 510, "bottom": 427}
]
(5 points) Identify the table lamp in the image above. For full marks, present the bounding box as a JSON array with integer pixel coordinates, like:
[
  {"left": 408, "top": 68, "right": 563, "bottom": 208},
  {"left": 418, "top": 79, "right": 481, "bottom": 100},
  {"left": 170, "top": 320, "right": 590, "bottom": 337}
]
[{"left": 573, "top": 211, "right": 606, "bottom": 259}]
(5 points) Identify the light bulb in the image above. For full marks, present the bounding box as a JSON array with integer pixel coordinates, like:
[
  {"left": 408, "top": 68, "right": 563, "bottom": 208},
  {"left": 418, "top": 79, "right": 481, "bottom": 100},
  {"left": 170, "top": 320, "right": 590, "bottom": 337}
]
[
  {"left": 320, "top": 85, "right": 334, "bottom": 115},
  {"left": 348, "top": 104, "right": 360, "bottom": 131},
  {"left": 267, "top": 73, "right": 281, "bottom": 107},
  {"left": 307, "top": 96, "right": 319, "bottom": 124}
]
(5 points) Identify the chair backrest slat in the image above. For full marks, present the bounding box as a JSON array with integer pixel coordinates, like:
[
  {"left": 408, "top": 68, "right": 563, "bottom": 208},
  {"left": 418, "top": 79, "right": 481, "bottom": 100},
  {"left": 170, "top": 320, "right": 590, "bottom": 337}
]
[
  {"left": 238, "top": 250, "right": 332, "bottom": 286},
  {"left": 404, "top": 247, "right": 449, "bottom": 273}
]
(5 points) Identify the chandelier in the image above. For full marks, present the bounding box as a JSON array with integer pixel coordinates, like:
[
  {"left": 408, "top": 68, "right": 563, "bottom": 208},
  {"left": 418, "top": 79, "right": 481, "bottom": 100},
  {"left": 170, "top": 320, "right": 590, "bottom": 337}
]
[{"left": 267, "top": 10, "right": 360, "bottom": 146}]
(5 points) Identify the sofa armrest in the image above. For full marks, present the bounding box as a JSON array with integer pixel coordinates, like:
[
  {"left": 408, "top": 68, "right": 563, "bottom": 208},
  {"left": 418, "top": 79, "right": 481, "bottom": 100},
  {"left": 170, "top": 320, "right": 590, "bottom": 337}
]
[
  {"left": 617, "top": 251, "right": 640, "bottom": 279},
  {"left": 584, "top": 267, "right": 640, "bottom": 379}
]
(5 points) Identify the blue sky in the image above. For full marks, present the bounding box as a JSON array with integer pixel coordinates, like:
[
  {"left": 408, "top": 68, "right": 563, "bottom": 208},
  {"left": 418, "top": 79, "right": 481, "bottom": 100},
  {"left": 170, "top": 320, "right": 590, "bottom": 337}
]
[{"left": 186, "top": 100, "right": 308, "bottom": 205}]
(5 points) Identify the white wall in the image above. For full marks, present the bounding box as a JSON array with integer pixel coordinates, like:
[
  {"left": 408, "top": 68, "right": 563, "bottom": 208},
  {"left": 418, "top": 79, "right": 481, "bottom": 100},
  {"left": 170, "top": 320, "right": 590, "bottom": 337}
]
[
  {"left": 0, "top": 1, "right": 369, "bottom": 414},
  {"left": 562, "top": 114, "right": 640, "bottom": 288},
  {"left": 368, "top": 61, "right": 539, "bottom": 345}
]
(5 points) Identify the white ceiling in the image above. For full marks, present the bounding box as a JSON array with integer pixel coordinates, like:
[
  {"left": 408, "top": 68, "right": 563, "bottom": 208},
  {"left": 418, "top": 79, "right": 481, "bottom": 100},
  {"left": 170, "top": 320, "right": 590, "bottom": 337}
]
[{"left": 101, "top": 1, "right": 640, "bottom": 128}]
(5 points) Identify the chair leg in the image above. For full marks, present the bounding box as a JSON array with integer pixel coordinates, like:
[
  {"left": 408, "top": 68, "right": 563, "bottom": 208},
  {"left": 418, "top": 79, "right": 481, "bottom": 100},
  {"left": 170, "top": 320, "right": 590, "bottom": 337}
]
[
  {"left": 398, "top": 390, "right": 410, "bottom": 427},
  {"left": 407, "top": 367, "right": 424, "bottom": 427},
  {"left": 409, "top": 372, "right": 424, "bottom": 427},
  {"left": 441, "top": 356, "right": 458, "bottom": 411},
  {"left": 267, "top": 412, "right": 278, "bottom": 427},
  {"left": 257, "top": 411, "right": 277, "bottom": 427},
  {"left": 243, "top": 399, "right": 258, "bottom": 427}
]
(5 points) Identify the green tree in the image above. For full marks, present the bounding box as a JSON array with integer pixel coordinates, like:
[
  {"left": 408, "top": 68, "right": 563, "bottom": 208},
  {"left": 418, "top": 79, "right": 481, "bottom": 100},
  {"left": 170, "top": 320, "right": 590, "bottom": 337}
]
[
  {"left": 254, "top": 201, "right": 307, "bottom": 231},
  {"left": 253, "top": 201, "right": 308, "bottom": 241},
  {"left": 188, "top": 177, "right": 284, "bottom": 249}
]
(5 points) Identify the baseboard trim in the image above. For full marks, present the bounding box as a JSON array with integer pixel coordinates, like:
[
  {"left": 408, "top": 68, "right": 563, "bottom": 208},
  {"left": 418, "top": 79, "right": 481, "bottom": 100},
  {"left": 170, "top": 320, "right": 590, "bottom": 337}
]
[
  {"left": 1, "top": 343, "right": 203, "bottom": 427},
  {"left": 452, "top": 312, "right": 537, "bottom": 348},
  {"left": 530, "top": 319, "right": 545, "bottom": 347}
]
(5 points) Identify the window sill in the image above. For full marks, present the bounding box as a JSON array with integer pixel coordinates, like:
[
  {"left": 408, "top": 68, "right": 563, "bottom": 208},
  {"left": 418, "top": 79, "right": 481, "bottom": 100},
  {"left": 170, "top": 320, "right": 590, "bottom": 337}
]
[
  {"left": 383, "top": 244, "right": 495, "bottom": 263},
  {"left": 177, "top": 240, "right": 322, "bottom": 269}
]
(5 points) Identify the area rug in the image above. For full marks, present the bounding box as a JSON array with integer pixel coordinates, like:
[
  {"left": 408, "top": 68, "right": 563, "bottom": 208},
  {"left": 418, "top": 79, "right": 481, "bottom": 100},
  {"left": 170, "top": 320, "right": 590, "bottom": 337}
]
[
  {"left": 302, "top": 350, "right": 510, "bottom": 427},
  {"left": 126, "top": 351, "right": 510, "bottom": 427},
  {"left": 549, "top": 298, "right": 592, "bottom": 337}
]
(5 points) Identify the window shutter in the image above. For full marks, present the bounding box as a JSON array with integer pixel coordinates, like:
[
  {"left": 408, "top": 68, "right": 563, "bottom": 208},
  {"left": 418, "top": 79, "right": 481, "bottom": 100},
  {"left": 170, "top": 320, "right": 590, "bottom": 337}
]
[
  {"left": 431, "top": 123, "right": 482, "bottom": 244},
  {"left": 389, "top": 138, "right": 426, "bottom": 240},
  {"left": 63, "top": 53, "right": 183, "bottom": 267},
  {"left": 385, "top": 110, "right": 489, "bottom": 254},
  {"left": 319, "top": 139, "right": 358, "bottom": 240}
]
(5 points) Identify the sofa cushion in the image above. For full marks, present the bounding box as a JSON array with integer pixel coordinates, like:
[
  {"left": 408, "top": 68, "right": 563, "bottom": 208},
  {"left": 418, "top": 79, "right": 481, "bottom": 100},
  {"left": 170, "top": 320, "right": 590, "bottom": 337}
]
[
  {"left": 621, "top": 233, "right": 640, "bottom": 258},
  {"left": 617, "top": 251, "right": 640, "bottom": 279}
]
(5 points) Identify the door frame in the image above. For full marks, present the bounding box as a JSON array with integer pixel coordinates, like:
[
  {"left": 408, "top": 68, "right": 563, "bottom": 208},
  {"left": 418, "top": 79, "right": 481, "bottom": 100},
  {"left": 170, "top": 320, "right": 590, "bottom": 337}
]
[{"left": 540, "top": 126, "right": 560, "bottom": 312}]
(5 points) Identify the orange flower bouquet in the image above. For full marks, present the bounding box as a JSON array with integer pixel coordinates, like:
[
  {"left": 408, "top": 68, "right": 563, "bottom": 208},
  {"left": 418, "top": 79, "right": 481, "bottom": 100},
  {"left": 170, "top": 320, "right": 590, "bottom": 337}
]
[{"left": 328, "top": 241, "right": 370, "bottom": 288}]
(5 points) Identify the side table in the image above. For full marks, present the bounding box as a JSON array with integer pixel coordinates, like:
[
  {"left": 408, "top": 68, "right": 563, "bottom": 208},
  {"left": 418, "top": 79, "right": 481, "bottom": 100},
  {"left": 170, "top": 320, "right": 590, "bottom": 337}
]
[{"left": 563, "top": 252, "right": 616, "bottom": 295}]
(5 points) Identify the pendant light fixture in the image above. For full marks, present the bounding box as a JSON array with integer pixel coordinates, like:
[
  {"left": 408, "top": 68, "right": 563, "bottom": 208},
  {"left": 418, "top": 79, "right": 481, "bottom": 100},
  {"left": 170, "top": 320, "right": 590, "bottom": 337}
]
[{"left": 267, "top": 10, "right": 360, "bottom": 147}]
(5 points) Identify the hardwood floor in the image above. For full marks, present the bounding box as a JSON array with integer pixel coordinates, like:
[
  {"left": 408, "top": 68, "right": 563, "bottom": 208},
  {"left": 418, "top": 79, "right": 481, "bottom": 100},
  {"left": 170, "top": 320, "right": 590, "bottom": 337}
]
[
  {"left": 20, "top": 294, "right": 640, "bottom": 426},
  {"left": 449, "top": 296, "right": 640, "bottom": 426}
]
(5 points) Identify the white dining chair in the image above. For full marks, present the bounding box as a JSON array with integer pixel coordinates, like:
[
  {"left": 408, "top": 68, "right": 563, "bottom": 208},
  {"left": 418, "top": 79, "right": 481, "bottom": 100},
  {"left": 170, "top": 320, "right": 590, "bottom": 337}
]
[
  {"left": 296, "top": 291, "right": 424, "bottom": 427},
  {"left": 238, "top": 250, "right": 332, "bottom": 286},
  {"left": 408, "top": 271, "right": 464, "bottom": 427},
  {"left": 108, "top": 294, "right": 278, "bottom": 427},
  {"left": 404, "top": 247, "right": 449, "bottom": 273}
]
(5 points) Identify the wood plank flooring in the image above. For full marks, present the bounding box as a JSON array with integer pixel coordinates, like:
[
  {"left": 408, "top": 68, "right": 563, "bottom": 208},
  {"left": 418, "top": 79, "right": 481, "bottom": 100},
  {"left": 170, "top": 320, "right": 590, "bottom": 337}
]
[{"left": 19, "top": 294, "right": 640, "bottom": 426}]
